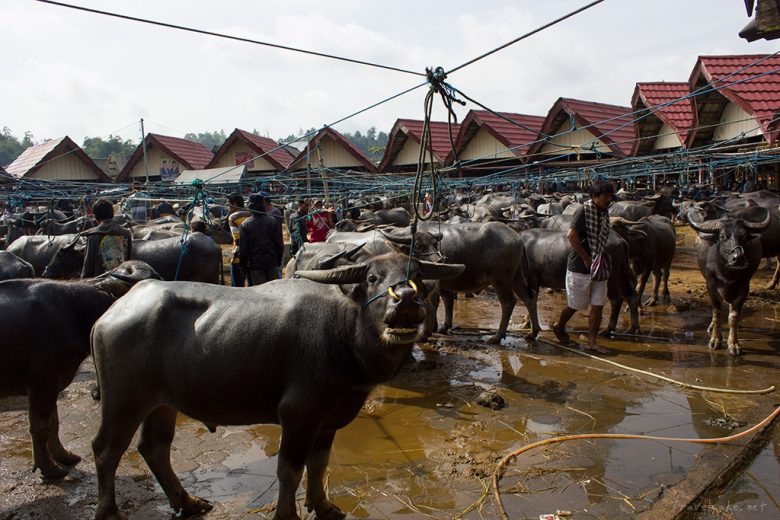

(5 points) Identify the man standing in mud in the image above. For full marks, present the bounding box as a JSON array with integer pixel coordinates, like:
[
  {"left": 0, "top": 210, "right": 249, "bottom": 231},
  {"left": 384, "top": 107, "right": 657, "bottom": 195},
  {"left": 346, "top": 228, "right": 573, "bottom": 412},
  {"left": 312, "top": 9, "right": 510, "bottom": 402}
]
[{"left": 552, "top": 179, "right": 614, "bottom": 354}]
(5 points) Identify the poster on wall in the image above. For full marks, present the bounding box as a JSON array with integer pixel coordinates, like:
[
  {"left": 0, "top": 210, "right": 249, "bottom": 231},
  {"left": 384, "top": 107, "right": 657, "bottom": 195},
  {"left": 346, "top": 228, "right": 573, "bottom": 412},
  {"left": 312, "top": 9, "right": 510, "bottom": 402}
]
[
  {"left": 159, "top": 157, "right": 180, "bottom": 181},
  {"left": 235, "top": 151, "right": 255, "bottom": 169}
]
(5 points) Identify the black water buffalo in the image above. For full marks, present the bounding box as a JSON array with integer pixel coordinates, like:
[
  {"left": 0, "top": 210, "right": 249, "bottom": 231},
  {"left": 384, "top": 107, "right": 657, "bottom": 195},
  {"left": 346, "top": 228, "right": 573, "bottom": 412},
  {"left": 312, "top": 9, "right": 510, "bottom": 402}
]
[
  {"left": 519, "top": 228, "right": 640, "bottom": 336},
  {"left": 359, "top": 207, "right": 411, "bottom": 227},
  {"left": 418, "top": 221, "right": 539, "bottom": 343},
  {"left": 688, "top": 209, "right": 770, "bottom": 355},
  {"left": 43, "top": 232, "right": 222, "bottom": 283},
  {"left": 0, "top": 261, "right": 160, "bottom": 479},
  {"left": 0, "top": 250, "right": 35, "bottom": 280},
  {"left": 37, "top": 216, "right": 95, "bottom": 235},
  {"left": 89, "top": 253, "right": 464, "bottom": 520},
  {"left": 326, "top": 228, "right": 444, "bottom": 263},
  {"left": 610, "top": 215, "right": 676, "bottom": 305},
  {"left": 687, "top": 199, "right": 780, "bottom": 289},
  {"left": 609, "top": 193, "right": 674, "bottom": 221},
  {"left": 6, "top": 233, "right": 82, "bottom": 276},
  {"left": 285, "top": 242, "right": 368, "bottom": 276}
]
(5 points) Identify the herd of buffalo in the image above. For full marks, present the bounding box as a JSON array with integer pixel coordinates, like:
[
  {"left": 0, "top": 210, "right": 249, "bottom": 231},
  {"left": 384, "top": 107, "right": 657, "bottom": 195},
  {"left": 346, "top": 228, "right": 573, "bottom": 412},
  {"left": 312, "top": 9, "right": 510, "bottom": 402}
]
[{"left": 0, "top": 185, "right": 778, "bottom": 519}]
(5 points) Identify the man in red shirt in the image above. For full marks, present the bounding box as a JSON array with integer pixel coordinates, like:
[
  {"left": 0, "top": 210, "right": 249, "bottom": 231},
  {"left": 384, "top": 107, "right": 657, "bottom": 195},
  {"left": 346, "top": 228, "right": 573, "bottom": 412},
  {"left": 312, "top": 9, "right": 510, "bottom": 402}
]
[{"left": 307, "top": 200, "right": 333, "bottom": 242}]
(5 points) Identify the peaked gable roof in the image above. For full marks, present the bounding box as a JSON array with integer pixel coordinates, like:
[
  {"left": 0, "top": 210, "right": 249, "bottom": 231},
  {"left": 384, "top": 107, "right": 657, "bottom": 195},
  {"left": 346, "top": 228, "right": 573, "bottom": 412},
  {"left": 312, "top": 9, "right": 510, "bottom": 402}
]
[
  {"left": 688, "top": 54, "right": 780, "bottom": 146},
  {"left": 450, "top": 110, "right": 545, "bottom": 163},
  {"left": 117, "top": 133, "right": 214, "bottom": 181},
  {"left": 5, "top": 136, "right": 110, "bottom": 181},
  {"left": 528, "top": 97, "right": 636, "bottom": 158},
  {"left": 289, "top": 127, "right": 377, "bottom": 173},
  {"left": 632, "top": 82, "right": 694, "bottom": 154},
  {"left": 379, "top": 119, "right": 460, "bottom": 171},
  {"left": 207, "top": 128, "right": 295, "bottom": 171}
]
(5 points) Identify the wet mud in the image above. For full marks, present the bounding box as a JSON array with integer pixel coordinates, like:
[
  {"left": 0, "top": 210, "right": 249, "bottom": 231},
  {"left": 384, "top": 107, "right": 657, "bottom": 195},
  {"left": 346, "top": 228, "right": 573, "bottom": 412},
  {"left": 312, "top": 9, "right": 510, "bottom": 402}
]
[{"left": 1, "top": 225, "right": 779, "bottom": 519}]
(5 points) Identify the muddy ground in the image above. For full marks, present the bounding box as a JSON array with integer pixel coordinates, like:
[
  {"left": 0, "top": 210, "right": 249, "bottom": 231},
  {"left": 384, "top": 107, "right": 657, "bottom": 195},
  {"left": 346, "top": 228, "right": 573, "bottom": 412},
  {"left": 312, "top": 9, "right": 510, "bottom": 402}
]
[{"left": 1, "top": 224, "right": 779, "bottom": 520}]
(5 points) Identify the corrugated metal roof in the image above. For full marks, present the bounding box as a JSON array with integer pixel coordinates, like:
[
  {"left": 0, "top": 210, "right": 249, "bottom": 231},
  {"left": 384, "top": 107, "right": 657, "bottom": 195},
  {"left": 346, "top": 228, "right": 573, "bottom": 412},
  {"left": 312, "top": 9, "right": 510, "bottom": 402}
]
[
  {"left": 379, "top": 119, "right": 460, "bottom": 171},
  {"left": 289, "top": 127, "right": 378, "bottom": 173},
  {"left": 632, "top": 82, "right": 694, "bottom": 154},
  {"left": 207, "top": 129, "right": 295, "bottom": 170},
  {"left": 635, "top": 82, "right": 694, "bottom": 138},
  {"left": 174, "top": 165, "right": 247, "bottom": 185},
  {"left": 117, "top": 133, "right": 214, "bottom": 181},
  {"left": 689, "top": 54, "right": 780, "bottom": 144},
  {"left": 453, "top": 110, "right": 545, "bottom": 163},
  {"left": 530, "top": 98, "right": 635, "bottom": 157},
  {"left": 5, "top": 136, "right": 110, "bottom": 180}
]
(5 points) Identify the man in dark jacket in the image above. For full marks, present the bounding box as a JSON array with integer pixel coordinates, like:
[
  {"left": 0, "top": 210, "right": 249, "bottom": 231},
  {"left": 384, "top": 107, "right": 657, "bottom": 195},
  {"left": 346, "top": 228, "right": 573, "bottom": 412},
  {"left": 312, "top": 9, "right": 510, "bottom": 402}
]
[
  {"left": 239, "top": 193, "right": 284, "bottom": 286},
  {"left": 82, "top": 198, "right": 133, "bottom": 278}
]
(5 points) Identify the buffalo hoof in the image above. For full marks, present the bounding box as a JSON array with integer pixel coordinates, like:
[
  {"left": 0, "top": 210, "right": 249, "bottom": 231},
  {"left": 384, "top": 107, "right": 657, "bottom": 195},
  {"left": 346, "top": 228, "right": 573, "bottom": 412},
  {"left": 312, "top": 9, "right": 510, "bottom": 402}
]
[
  {"left": 486, "top": 334, "right": 503, "bottom": 345},
  {"left": 645, "top": 299, "right": 658, "bottom": 307},
  {"left": 309, "top": 500, "right": 346, "bottom": 520},
  {"left": 56, "top": 450, "right": 81, "bottom": 466},
  {"left": 179, "top": 495, "right": 213, "bottom": 516},
  {"left": 765, "top": 282, "right": 777, "bottom": 290},
  {"left": 708, "top": 338, "right": 722, "bottom": 350},
  {"left": 728, "top": 344, "right": 742, "bottom": 356},
  {"left": 523, "top": 330, "right": 538, "bottom": 341},
  {"left": 598, "top": 329, "right": 613, "bottom": 338},
  {"left": 37, "top": 461, "right": 69, "bottom": 480},
  {"left": 94, "top": 507, "right": 127, "bottom": 520}
]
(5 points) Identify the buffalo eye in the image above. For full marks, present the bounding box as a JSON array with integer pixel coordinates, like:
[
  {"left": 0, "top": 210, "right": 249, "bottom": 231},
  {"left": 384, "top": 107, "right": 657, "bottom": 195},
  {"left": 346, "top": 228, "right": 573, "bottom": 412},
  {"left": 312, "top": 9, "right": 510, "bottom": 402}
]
[{"left": 367, "top": 274, "right": 378, "bottom": 284}]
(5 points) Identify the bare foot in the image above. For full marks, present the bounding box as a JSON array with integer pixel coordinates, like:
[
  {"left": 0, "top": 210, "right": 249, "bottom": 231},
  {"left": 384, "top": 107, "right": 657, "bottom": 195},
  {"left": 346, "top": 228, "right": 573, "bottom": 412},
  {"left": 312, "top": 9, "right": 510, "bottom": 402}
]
[{"left": 583, "top": 343, "right": 609, "bottom": 355}]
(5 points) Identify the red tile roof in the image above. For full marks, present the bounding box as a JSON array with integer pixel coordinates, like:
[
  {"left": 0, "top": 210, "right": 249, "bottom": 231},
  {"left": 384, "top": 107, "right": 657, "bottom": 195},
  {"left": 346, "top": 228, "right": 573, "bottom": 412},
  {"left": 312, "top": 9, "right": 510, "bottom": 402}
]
[
  {"left": 117, "top": 133, "right": 214, "bottom": 181},
  {"left": 290, "top": 127, "right": 378, "bottom": 173},
  {"left": 529, "top": 98, "right": 636, "bottom": 158},
  {"left": 207, "top": 128, "right": 295, "bottom": 171},
  {"left": 5, "top": 136, "right": 110, "bottom": 181},
  {"left": 634, "top": 83, "right": 694, "bottom": 139},
  {"left": 451, "top": 110, "right": 545, "bottom": 163},
  {"left": 379, "top": 119, "right": 460, "bottom": 171},
  {"left": 689, "top": 54, "right": 780, "bottom": 144}
]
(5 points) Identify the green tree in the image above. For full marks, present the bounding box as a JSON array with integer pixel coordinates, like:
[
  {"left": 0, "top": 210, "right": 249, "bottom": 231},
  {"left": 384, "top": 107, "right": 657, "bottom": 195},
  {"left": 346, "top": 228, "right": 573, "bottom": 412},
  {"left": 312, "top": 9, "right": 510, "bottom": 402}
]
[
  {"left": 0, "top": 127, "right": 34, "bottom": 167},
  {"left": 341, "top": 126, "right": 388, "bottom": 162},
  {"left": 81, "top": 135, "right": 136, "bottom": 158},
  {"left": 184, "top": 130, "right": 228, "bottom": 151}
]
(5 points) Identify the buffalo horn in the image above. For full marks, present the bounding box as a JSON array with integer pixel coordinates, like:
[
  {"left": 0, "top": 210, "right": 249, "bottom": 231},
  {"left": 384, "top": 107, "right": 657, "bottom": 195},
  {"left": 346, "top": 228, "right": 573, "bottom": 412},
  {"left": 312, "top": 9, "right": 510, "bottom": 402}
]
[
  {"left": 743, "top": 208, "right": 771, "bottom": 230},
  {"left": 419, "top": 260, "right": 465, "bottom": 280},
  {"left": 378, "top": 229, "right": 412, "bottom": 245},
  {"left": 318, "top": 243, "right": 366, "bottom": 269},
  {"left": 296, "top": 263, "right": 369, "bottom": 284},
  {"left": 688, "top": 212, "right": 722, "bottom": 233}
]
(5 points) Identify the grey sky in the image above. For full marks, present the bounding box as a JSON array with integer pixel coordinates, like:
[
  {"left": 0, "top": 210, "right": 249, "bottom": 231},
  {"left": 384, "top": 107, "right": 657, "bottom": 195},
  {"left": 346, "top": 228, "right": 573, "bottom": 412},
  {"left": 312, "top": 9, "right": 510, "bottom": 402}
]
[{"left": 2, "top": 0, "right": 776, "bottom": 146}]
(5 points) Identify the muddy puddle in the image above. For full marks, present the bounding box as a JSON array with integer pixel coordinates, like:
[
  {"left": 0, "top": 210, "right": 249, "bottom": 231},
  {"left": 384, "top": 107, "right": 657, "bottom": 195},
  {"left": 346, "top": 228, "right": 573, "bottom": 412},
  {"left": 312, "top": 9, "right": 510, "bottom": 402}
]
[{"left": 1, "top": 225, "right": 779, "bottom": 519}]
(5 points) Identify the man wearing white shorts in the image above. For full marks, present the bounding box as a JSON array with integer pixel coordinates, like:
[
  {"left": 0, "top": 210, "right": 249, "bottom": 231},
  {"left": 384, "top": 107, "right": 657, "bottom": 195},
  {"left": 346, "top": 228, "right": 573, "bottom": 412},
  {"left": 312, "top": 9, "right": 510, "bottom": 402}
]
[{"left": 552, "top": 180, "right": 614, "bottom": 353}]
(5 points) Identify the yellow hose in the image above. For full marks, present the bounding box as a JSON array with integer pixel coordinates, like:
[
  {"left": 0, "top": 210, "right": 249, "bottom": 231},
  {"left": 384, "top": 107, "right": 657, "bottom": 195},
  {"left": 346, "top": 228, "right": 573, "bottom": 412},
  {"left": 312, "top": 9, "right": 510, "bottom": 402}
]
[{"left": 492, "top": 405, "right": 780, "bottom": 519}]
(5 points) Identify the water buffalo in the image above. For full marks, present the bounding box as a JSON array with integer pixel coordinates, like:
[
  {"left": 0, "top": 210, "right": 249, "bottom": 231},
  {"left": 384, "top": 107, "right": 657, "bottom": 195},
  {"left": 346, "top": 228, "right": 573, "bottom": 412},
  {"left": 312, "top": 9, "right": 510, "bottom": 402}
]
[
  {"left": 89, "top": 252, "right": 464, "bottom": 520},
  {"left": 0, "top": 261, "right": 160, "bottom": 479},
  {"left": 609, "top": 193, "right": 674, "bottom": 221},
  {"left": 36, "top": 216, "right": 95, "bottom": 235},
  {"left": 688, "top": 209, "right": 770, "bottom": 355},
  {"left": 42, "top": 232, "right": 222, "bottom": 283},
  {"left": 418, "top": 221, "right": 539, "bottom": 343},
  {"left": 519, "top": 228, "right": 640, "bottom": 337},
  {"left": 359, "top": 207, "right": 411, "bottom": 227},
  {"left": 326, "top": 228, "right": 444, "bottom": 263},
  {"left": 6, "top": 233, "right": 82, "bottom": 276},
  {"left": 285, "top": 242, "right": 368, "bottom": 276},
  {"left": 610, "top": 215, "right": 676, "bottom": 305},
  {"left": 0, "top": 250, "right": 35, "bottom": 280}
]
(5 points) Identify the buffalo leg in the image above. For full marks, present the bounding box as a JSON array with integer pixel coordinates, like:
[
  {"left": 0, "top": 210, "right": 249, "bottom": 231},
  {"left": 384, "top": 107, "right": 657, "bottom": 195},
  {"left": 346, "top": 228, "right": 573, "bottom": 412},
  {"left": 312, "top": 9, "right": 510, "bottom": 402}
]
[
  {"left": 46, "top": 406, "right": 81, "bottom": 466},
  {"left": 767, "top": 256, "right": 780, "bottom": 289},
  {"left": 706, "top": 284, "right": 723, "bottom": 350},
  {"left": 438, "top": 290, "right": 456, "bottom": 334},
  {"left": 727, "top": 296, "right": 747, "bottom": 356},
  {"left": 661, "top": 265, "right": 672, "bottom": 304},
  {"left": 93, "top": 406, "right": 149, "bottom": 520},
  {"left": 490, "top": 282, "right": 517, "bottom": 344},
  {"left": 276, "top": 412, "right": 321, "bottom": 520},
  {"left": 26, "top": 385, "right": 68, "bottom": 479},
  {"left": 137, "top": 406, "right": 212, "bottom": 516},
  {"left": 514, "top": 280, "right": 540, "bottom": 340},
  {"left": 636, "top": 271, "right": 651, "bottom": 305},
  {"left": 304, "top": 429, "right": 345, "bottom": 520}
]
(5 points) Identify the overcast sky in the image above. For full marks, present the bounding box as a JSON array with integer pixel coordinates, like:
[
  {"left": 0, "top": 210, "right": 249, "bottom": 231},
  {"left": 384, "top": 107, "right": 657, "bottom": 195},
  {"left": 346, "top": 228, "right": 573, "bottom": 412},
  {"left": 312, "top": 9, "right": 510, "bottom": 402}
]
[{"left": 2, "top": 0, "right": 777, "bottom": 147}]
